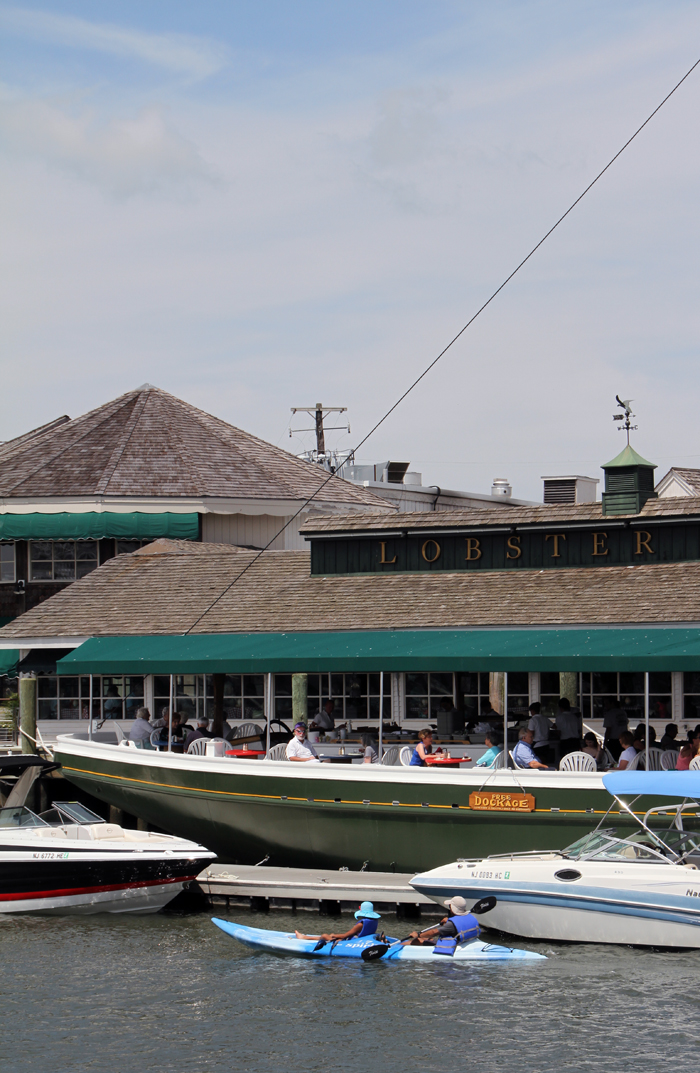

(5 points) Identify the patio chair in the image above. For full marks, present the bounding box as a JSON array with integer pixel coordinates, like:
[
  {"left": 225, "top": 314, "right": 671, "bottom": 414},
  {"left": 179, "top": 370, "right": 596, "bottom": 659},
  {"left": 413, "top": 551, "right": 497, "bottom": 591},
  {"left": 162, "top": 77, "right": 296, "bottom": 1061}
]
[
  {"left": 231, "top": 723, "right": 264, "bottom": 740},
  {"left": 380, "top": 746, "right": 401, "bottom": 766},
  {"left": 399, "top": 746, "right": 413, "bottom": 766},
  {"left": 661, "top": 750, "right": 679, "bottom": 770},
  {"left": 690, "top": 755, "right": 700, "bottom": 771},
  {"left": 558, "top": 751, "right": 596, "bottom": 772},
  {"left": 264, "top": 742, "right": 290, "bottom": 761},
  {"left": 490, "top": 749, "right": 512, "bottom": 769},
  {"left": 113, "top": 722, "right": 126, "bottom": 743},
  {"left": 625, "top": 751, "right": 644, "bottom": 770},
  {"left": 644, "top": 747, "right": 666, "bottom": 771},
  {"left": 186, "top": 737, "right": 209, "bottom": 755}
]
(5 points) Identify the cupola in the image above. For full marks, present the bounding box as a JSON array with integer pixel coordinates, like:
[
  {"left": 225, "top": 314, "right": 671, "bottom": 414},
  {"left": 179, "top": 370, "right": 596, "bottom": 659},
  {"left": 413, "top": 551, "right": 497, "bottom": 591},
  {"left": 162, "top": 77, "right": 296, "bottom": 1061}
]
[{"left": 601, "top": 444, "right": 657, "bottom": 516}]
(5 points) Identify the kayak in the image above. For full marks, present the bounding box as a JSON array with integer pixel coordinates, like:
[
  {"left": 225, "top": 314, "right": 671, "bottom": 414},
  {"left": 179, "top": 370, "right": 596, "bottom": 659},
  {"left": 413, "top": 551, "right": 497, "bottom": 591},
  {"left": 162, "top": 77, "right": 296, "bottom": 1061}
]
[{"left": 211, "top": 918, "right": 546, "bottom": 961}]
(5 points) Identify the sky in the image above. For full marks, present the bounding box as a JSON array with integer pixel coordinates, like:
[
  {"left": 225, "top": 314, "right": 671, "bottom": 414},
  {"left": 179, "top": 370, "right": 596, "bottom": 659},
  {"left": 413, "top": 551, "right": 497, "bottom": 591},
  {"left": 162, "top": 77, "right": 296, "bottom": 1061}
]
[{"left": 2, "top": 1, "right": 700, "bottom": 501}]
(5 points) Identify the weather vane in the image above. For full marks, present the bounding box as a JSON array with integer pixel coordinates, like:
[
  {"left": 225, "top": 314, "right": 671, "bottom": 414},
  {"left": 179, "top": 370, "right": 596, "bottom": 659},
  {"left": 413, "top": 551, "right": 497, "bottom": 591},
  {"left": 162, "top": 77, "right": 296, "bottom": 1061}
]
[{"left": 613, "top": 395, "right": 637, "bottom": 446}]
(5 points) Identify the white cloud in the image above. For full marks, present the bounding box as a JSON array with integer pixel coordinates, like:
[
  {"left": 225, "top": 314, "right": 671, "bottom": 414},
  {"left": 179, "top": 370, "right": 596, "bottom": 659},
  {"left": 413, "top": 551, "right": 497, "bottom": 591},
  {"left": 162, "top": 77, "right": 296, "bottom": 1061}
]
[
  {"left": 0, "top": 5, "right": 226, "bottom": 79},
  {"left": 0, "top": 93, "right": 214, "bottom": 196}
]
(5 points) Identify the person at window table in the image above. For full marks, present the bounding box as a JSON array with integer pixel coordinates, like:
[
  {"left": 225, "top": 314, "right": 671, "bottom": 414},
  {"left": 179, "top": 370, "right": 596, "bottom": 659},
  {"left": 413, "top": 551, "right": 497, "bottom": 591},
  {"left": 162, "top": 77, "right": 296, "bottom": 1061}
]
[
  {"left": 310, "top": 699, "right": 336, "bottom": 731},
  {"left": 128, "top": 707, "right": 154, "bottom": 744},
  {"left": 103, "top": 685, "right": 122, "bottom": 719},
  {"left": 512, "top": 728, "right": 549, "bottom": 769},
  {"left": 410, "top": 728, "right": 443, "bottom": 766},
  {"left": 475, "top": 730, "right": 502, "bottom": 768},
  {"left": 184, "top": 716, "right": 214, "bottom": 752},
  {"left": 617, "top": 731, "right": 637, "bottom": 769},
  {"left": 582, "top": 732, "right": 606, "bottom": 769},
  {"left": 660, "top": 723, "right": 679, "bottom": 751},
  {"left": 286, "top": 722, "right": 321, "bottom": 762},
  {"left": 361, "top": 733, "right": 378, "bottom": 764},
  {"left": 527, "top": 702, "right": 553, "bottom": 764}
]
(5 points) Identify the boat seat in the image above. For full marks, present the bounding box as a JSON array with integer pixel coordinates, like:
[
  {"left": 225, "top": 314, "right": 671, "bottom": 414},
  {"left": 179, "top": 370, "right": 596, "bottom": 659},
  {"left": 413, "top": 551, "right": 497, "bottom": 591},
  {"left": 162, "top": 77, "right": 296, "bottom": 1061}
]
[
  {"left": 33, "top": 827, "right": 69, "bottom": 838},
  {"left": 75, "top": 824, "right": 124, "bottom": 840}
]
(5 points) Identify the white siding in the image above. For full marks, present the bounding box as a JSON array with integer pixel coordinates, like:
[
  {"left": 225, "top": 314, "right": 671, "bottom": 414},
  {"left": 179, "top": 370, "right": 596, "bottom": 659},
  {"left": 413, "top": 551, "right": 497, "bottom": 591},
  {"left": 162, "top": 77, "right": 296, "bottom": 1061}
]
[{"left": 201, "top": 513, "right": 307, "bottom": 550}]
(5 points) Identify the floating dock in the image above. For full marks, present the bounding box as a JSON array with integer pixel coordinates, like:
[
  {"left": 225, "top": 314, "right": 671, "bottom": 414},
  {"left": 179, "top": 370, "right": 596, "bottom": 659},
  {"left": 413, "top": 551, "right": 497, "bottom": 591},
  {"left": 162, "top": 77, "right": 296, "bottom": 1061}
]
[{"left": 198, "top": 864, "right": 443, "bottom": 917}]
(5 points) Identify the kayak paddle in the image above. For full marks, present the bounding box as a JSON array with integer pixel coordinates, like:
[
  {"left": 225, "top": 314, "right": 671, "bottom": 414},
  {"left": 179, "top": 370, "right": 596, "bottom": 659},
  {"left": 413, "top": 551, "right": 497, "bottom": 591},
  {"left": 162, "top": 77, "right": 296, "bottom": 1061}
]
[{"left": 360, "top": 896, "right": 497, "bottom": 962}]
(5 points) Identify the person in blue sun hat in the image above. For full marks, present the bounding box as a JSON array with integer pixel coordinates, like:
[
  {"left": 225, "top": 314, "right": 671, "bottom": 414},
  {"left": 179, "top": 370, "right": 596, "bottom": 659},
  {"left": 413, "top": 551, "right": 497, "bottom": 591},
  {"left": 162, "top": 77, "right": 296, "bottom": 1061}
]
[{"left": 295, "top": 901, "right": 381, "bottom": 942}]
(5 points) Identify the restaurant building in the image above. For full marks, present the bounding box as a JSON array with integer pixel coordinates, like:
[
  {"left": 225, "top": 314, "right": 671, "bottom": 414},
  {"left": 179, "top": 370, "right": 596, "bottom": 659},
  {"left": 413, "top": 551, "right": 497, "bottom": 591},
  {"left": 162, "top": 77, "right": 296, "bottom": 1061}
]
[{"left": 2, "top": 441, "right": 700, "bottom": 734}]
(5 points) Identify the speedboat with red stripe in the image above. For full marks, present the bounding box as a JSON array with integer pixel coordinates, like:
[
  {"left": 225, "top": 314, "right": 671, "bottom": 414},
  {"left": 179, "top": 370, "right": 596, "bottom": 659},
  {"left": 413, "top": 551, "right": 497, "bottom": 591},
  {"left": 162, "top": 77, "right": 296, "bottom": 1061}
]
[{"left": 0, "top": 801, "right": 215, "bottom": 914}]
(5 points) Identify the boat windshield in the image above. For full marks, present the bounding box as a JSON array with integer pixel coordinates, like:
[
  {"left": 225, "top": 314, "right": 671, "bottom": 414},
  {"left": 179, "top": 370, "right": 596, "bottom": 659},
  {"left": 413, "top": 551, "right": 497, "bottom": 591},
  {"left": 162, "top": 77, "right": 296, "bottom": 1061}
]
[
  {"left": 38, "top": 801, "right": 105, "bottom": 826},
  {"left": 563, "top": 829, "right": 672, "bottom": 864},
  {"left": 0, "top": 806, "right": 50, "bottom": 828}
]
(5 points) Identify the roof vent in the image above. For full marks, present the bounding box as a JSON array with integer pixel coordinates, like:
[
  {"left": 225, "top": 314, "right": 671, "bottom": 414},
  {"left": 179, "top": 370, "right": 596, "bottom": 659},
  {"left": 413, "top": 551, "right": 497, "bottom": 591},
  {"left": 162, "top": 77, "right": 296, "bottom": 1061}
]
[
  {"left": 542, "top": 476, "right": 599, "bottom": 505},
  {"left": 491, "top": 478, "right": 512, "bottom": 498},
  {"left": 382, "top": 462, "right": 410, "bottom": 484},
  {"left": 601, "top": 445, "right": 657, "bottom": 516},
  {"left": 136, "top": 383, "right": 157, "bottom": 391}
]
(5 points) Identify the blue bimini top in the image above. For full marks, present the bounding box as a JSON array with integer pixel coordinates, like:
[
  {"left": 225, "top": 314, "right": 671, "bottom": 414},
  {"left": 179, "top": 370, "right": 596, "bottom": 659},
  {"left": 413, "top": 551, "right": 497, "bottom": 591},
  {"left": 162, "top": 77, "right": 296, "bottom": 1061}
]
[{"left": 603, "top": 771, "right": 700, "bottom": 798}]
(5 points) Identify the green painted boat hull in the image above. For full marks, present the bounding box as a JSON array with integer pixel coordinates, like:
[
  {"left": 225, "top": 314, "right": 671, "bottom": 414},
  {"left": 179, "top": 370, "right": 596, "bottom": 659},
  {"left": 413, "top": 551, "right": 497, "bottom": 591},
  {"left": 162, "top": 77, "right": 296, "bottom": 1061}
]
[{"left": 54, "top": 739, "right": 680, "bottom": 873}]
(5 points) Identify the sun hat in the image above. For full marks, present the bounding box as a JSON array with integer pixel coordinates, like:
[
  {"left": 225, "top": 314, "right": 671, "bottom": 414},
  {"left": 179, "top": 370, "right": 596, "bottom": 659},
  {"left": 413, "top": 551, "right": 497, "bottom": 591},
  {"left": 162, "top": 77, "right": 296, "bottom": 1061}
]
[
  {"left": 354, "top": 900, "right": 381, "bottom": 920},
  {"left": 443, "top": 895, "right": 469, "bottom": 914}
]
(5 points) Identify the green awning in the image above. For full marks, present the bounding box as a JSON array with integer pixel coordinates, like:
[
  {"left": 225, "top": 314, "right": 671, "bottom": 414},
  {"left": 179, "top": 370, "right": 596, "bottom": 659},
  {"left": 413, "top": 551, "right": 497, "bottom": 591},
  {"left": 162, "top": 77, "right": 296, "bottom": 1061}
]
[
  {"left": 57, "top": 627, "right": 700, "bottom": 675},
  {"left": 0, "top": 649, "right": 19, "bottom": 677},
  {"left": 0, "top": 513, "right": 199, "bottom": 541}
]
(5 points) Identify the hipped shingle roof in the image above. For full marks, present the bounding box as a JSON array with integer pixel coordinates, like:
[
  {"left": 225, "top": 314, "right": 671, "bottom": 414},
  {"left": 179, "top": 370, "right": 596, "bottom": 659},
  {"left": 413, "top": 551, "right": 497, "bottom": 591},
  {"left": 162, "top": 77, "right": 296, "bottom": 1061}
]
[{"left": 0, "top": 386, "right": 388, "bottom": 509}]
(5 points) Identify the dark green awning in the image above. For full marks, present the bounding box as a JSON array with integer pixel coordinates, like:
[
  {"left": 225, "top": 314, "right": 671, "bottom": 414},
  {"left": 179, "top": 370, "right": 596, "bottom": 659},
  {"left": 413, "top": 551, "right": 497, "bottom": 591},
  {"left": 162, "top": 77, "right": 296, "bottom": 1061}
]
[
  {"left": 57, "top": 627, "right": 700, "bottom": 675},
  {"left": 0, "top": 649, "right": 19, "bottom": 677},
  {"left": 0, "top": 513, "right": 199, "bottom": 541}
]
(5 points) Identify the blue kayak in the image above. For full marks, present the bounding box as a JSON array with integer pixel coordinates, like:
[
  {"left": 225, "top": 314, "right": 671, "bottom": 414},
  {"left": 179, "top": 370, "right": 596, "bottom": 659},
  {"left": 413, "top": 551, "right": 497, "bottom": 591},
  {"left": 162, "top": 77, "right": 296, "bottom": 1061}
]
[{"left": 211, "top": 918, "right": 546, "bottom": 962}]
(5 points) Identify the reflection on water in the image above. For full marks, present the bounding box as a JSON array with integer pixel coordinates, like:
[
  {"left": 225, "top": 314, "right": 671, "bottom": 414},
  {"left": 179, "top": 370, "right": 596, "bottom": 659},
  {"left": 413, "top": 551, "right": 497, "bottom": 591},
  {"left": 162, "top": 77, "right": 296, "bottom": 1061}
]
[{"left": 2, "top": 910, "right": 699, "bottom": 1073}]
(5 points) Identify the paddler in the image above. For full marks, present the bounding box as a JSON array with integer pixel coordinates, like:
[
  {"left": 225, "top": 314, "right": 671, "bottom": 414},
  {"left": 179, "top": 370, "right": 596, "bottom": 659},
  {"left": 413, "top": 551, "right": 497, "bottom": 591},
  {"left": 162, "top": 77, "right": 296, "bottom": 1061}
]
[
  {"left": 406, "top": 896, "right": 479, "bottom": 950},
  {"left": 295, "top": 901, "right": 381, "bottom": 942}
]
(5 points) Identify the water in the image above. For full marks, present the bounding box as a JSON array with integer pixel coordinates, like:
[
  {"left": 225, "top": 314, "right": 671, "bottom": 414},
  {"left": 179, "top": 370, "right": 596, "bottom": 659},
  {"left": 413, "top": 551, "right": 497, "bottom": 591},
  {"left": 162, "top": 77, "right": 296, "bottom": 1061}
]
[{"left": 3, "top": 910, "right": 699, "bottom": 1073}]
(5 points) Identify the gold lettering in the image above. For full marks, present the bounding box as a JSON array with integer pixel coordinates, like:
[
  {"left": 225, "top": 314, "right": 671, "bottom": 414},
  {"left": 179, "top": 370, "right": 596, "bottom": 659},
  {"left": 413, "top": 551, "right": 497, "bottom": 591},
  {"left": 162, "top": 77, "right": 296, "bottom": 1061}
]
[
  {"left": 421, "top": 539, "right": 441, "bottom": 563},
  {"left": 635, "top": 530, "right": 653, "bottom": 556},
  {"left": 506, "top": 534, "right": 521, "bottom": 560},
  {"left": 545, "top": 533, "right": 566, "bottom": 558},
  {"left": 465, "top": 537, "right": 482, "bottom": 561},
  {"left": 592, "top": 532, "right": 609, "bottom": 557},
  {"left": 379, "top": 541, "right": 397, "bottom": 565}
]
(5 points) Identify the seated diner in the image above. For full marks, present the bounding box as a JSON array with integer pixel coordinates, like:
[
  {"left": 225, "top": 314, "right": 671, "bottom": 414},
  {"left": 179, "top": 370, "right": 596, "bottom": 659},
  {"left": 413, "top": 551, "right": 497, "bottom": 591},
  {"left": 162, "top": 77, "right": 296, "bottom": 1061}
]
[
  {"left": 512, "top": 728, "right": 549, "bottom": 770},
  {"left": 285, "top": 722, "right": 321, "bottom": 762},
  {"left": 410, "top": 728, "right": 444, "bottom": 766},
  {"left": 475, "top": 730, "right": 502, "bottom": 768}
]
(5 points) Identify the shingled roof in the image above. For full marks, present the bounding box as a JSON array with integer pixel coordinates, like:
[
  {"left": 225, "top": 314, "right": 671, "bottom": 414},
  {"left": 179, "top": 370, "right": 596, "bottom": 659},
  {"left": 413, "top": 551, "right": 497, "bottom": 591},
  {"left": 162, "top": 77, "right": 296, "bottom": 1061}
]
[
  {"left": 0, "top": 385, "right": 388, "bottom": 508},
  {"left": 299, "top": 496, "right": 700, "bottom": 535},
  {"left": 1, "top": 538, "right": 699, "bottom": 641}
]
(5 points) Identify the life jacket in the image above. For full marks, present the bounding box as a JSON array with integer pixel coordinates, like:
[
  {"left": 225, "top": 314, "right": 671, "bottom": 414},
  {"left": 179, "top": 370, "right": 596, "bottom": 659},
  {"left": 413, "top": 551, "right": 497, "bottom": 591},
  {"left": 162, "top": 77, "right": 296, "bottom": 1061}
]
[
  {"left": 356, "top": 917, "right": 379, "bottom": 938},
  {"left": 433, "top": 913, "right": 480, "bottom": 956}
]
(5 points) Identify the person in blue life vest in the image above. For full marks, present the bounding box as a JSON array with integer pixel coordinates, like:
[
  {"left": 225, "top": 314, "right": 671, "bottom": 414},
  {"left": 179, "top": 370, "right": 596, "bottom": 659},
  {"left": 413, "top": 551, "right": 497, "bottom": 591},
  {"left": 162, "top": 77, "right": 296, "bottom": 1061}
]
[
  {"left": 295, "top": 901, "right": 381, "bottom": 942},
  {"left": 410, "top": 728, "right": 444, "bottom": 766},
  {"left": 406, "top": 896, "right": 479, "bottom": 950}
]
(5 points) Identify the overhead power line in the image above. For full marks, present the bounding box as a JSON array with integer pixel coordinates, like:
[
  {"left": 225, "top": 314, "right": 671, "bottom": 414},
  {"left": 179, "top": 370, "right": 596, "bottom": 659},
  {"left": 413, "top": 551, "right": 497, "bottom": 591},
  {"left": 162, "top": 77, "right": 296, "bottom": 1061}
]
[{"left": 185, "top": 53, "right": 700, "bottom": 635}]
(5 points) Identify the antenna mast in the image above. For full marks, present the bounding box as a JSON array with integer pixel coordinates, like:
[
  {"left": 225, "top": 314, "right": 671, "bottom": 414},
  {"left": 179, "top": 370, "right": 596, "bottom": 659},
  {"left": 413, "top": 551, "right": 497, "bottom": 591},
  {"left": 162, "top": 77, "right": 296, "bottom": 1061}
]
[{"left": 613, "top": 395, "right": 638, "bottom": 446}]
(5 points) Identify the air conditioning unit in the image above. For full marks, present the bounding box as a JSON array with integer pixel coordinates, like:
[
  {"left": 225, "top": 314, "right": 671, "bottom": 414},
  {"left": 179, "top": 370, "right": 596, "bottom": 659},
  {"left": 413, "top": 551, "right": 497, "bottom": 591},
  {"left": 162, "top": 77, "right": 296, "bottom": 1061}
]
[{"left": 542, "top": 476, "right": 599, "bottom": 505}]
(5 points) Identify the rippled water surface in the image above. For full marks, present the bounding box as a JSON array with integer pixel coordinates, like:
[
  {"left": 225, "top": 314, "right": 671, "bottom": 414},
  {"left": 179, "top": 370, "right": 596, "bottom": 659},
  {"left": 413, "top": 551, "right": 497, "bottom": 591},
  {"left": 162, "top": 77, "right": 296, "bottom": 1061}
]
[{"left": 3, "top": 909, "right": 699, "bottom": 1073}]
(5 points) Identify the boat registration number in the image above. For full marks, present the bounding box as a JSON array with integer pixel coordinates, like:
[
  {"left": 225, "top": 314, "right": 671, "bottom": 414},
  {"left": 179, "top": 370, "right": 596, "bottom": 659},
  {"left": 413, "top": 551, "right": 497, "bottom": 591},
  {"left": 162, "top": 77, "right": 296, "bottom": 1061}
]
[{"left": 469, "top": 792, "right": 535, "bottom": 812}]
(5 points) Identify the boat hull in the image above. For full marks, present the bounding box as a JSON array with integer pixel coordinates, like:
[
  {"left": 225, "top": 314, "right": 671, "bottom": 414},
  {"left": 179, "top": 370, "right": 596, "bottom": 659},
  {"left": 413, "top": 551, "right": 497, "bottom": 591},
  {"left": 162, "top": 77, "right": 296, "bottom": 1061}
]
[
  {"left": 55, "top": 737, "right": 687, "bottom": 873},
  {"left": 411, "top": 861, "right": 700, "bottom": 947},
  {"left": 211, "top": 918, "right": 546, "bottom": 961}
]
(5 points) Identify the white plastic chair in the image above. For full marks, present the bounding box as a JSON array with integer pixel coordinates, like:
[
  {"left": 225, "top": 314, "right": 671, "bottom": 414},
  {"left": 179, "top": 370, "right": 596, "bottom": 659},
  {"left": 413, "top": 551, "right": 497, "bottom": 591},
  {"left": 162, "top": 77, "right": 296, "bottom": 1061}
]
[
  {"left": 625, "top": 751, "right": 644, "bottom": 771},
  {"left": 489, "top": 749, "right": 507, "bottom": 769},
  {"left": 380, "top": 746, "right": 401, "bottom": 766},
  {"left": 186, "top": 737, "right": 209, "bottom": 755},
  {"left": 661, "top": 750, "right": 680, "bottom": 771},
  {"left": 264, "top": 742, "right": 290, "bottom": 761},
  {"left": 399, "top": 746, "right": 414, "bottom": 766},
  {"left": 690, "top": 755, "right": 700, "bottom": 771},
  {"left": 113, "top": 723, "right": 125, "bottom": 743},
  {"left": 231, "top": 723, "right": 263, "bottom": 740},
  {"left": 644, "top": 748, "right": 666, "bottom": 771},
  {"left": 558, "top": 751, "right": 597, "bottom": 772}
]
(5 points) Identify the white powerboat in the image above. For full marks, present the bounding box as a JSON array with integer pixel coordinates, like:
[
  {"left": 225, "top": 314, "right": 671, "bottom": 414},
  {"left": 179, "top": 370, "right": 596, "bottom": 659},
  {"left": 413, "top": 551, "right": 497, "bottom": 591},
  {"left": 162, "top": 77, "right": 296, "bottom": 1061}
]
[
  {"left": 0, "top": 800, "right": 215, "bottom": 914},
  {"left": 410, "top": 771, "right": 700, "bottom": 948}
]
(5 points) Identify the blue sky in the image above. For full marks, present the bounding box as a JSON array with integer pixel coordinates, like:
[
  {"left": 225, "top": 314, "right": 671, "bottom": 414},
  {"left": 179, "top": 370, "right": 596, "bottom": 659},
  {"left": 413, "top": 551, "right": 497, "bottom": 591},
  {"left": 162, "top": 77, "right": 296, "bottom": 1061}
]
[{"left": 2, "top": 1, "right": 700, "bottom": 499}]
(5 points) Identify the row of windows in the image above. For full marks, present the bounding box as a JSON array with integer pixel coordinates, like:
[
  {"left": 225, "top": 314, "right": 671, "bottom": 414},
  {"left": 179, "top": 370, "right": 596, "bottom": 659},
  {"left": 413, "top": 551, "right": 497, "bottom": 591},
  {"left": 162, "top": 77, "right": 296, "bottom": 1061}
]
[
  {"left": 27, "top": 670, "right": 697, "bottom": 722},
  {"left": 0, "top": 540, "right": 151, "bottom": 583}
]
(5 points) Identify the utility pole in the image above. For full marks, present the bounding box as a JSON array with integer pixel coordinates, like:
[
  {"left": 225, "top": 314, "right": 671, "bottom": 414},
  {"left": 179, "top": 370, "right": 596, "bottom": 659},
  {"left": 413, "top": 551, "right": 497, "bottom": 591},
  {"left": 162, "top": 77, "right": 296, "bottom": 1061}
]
[{"left": 290, "top": 404, "right": 349, "bottom": 457}]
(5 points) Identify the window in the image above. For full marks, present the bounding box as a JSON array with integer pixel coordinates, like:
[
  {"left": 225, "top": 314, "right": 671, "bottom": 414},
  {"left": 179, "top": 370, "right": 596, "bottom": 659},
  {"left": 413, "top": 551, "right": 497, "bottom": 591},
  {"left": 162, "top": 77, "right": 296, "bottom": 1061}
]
[
  {"left": 30, "top": 541, "right": 98, "bottom": 581},
  {"left": 116, "top": 539, "right": 151, "bottom": 555},
  {"left": 154, "top": 674, "right": 210, "bottom": 723},
  {"left": 406, "top": 672, "right": 455, "bottom": 721},
  {"left": 458, "top": 673, "right": 490, "bottom": 722},
  {"left": 35, "top": 675, "right": 143, "bottom": 720},
  {"left": 580, "top": 672, "right": 672, "bottom": 723},
  {"left": 0, "top": 543, "right": 15, "bottom": 583}
]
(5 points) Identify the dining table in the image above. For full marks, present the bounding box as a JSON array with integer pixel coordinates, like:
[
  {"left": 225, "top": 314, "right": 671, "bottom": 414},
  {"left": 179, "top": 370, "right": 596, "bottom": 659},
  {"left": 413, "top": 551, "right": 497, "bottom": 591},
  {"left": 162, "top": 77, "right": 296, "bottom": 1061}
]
[
  {"left": 225, "top": 748, "right": 267, "bottom": 759},
  {"left": 424, "top": 755, "right": 470, "bottom": 768}
]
